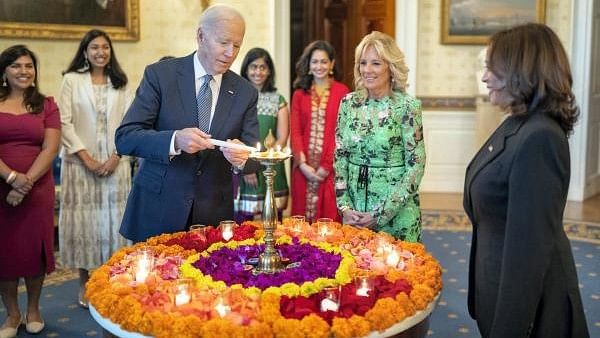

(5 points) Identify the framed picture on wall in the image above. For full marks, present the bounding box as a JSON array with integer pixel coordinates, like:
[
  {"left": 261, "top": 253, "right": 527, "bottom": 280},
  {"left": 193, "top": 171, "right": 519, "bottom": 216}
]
[
  {"left": 0, "top": 0, "right": 140, "bottom": 41},
  {"left": 441, "top": 0, "right": 546, "bottom": 45}
]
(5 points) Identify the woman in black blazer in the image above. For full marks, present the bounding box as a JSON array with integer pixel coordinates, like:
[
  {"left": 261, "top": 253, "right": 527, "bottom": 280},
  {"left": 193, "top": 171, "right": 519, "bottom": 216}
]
[{"left": 463, "top": 23, "right": 589, "bottom": 338}]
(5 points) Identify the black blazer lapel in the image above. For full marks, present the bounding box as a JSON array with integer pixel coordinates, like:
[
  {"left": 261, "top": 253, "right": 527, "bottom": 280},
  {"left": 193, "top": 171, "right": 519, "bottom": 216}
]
[
  {"left": 464, "top": 116, "right": 525, "bottom": 217},
  {"left": 209, "top": 70, "right": 237, "bottom": 138},
  {"left": 176, "top": 54, "right": 198, "bottom": 127}
]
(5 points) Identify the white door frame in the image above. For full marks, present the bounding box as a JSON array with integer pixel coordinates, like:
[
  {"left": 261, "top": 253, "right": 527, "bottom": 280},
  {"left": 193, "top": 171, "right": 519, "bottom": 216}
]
[{"left": 569, "top": 0, "right": 595, "bottom": 201}]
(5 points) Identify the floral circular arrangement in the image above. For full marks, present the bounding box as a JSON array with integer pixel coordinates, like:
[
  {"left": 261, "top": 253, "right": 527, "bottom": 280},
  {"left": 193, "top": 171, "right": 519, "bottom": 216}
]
[{"left": 87, "top": 219, "right": 443, "bottom": 338}]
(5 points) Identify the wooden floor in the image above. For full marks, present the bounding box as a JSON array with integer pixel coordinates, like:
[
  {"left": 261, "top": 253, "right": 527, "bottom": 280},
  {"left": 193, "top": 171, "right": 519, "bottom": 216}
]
[{"left": 420, "top": 192, "right": 600, "bottom": 223}]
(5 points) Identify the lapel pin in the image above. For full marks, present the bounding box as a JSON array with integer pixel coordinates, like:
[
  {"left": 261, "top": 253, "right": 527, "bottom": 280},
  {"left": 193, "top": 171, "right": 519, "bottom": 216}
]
[
  {"left": 227, "top": 90, "right": 234, "bottom": 95},
  {"left": 488, "top": 145, "right": 494, "bottom": 152}
]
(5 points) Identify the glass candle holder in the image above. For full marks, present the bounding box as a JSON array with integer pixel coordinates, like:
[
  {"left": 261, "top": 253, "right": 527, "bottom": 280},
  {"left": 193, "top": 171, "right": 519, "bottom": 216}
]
[
  {"left": 174, "top": 279, "right": 192, "bottom": 306},
  {"left": 189, "top": 224, "right": 208, "bottom": 237},
  {"left": 375, "top": 235, "right": 392, "bottom": 255},
  {"left": 291, "top": 215, "right": 305, "bottom": 234},
  {"left": 214, "top": 295, "right": 231, "bottom": 317},
  {"left": 354, "top": 272, "right": 374, "bottom": 297},
  {"left": 219, "top": 220, "right": 236, "bottom": 241},
  {"left": 317, "top": 217, "right": 333, "bottom": 238},
  {"left": 385, "top": 248, "right": 401, "bottom": 268},
  {"left": 320, "top": 286, "right": 341, "bottom": 312},
  {"left": 134, "top": 247, "right": 154, "bottom": 283}
]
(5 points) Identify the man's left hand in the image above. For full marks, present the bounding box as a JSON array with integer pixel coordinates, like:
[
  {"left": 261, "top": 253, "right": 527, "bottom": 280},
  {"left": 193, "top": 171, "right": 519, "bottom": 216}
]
[{"left": 220, "top": 139, "right": 250, "bottom": 167}]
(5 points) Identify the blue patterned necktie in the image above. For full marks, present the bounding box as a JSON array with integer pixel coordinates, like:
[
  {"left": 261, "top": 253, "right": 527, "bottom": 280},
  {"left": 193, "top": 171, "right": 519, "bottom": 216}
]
[{"left": 196, "top": 74, "right": 213, "bottom": 132}]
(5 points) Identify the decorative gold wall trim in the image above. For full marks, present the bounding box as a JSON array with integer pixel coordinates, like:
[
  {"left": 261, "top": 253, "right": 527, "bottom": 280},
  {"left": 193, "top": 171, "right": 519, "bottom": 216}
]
[
  {"left": 0, "top": 0, "right": 140, "bottom": 41},
  {"left": 418, "top": 96, "right": 477, "bottom": 111}
]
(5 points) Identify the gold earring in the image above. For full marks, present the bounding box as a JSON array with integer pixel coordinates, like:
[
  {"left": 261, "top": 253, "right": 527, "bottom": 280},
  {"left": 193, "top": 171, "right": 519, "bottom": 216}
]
[{"left": 329, "top": 69, "right": 333, "bottom": 75}]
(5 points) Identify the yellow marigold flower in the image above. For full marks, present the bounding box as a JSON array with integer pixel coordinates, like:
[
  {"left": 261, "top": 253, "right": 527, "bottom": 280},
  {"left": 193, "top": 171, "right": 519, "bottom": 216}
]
[
  {"left": 299, "top": 282, "right": 319, "bottom": 297},
  {"left": 276, "top": 235, "right": 292, "bottom": 245},
  {"left": 278, "top": 282, "right": 300, "bottom": 297},
  {"left": 243, "top": 286, "right": 262, "bottom": 298},
  {"left": 263, "top": 286, "right": 282, "bottom": 296},
  {"left": 312, "top": 278, "right": 334, "bottom": 290}
]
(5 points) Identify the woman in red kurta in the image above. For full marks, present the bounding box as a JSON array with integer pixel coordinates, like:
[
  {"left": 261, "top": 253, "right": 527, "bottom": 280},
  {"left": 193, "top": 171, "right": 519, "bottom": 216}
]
[
  {"left": 290, "top": 41, "right": 349, "bottom": 222},
  {"left": 0, "top": 45, "right": 61, "bottom": 337}
]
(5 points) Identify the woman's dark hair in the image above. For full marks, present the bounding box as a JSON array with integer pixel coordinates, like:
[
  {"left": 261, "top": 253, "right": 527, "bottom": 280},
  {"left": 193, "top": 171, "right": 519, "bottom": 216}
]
[
  {"left": 240, "top": 47, "right": 277, "bottom": 92},
  {"left": 487, "top": 23, "right": 578, "bottom": 134},
  {"left": 0, "top": 45, "right": 45, "bottom": 114},
  {"left": 293, "top": 40, "right": 341, "bottom": 91},
  {"left": 63, "top": 29, "right": 128, "bottom": 89}
]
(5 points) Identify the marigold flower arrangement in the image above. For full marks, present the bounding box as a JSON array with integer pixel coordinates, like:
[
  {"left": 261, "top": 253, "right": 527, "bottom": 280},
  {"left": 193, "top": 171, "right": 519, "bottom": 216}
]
[{"left": 87, "top": 219, "right": 442, "bottom": 338}]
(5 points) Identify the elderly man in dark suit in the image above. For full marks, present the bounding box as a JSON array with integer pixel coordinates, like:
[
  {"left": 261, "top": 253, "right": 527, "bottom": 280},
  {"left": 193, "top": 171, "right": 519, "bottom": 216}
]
[{"left": 115, "top": 4, "right": 259, "bottom": 242}]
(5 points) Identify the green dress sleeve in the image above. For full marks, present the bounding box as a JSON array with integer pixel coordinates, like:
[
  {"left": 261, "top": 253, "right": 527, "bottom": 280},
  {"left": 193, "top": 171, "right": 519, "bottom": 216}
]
[
  {"left": 334, "top": 94, "right": 354, "bottom": 211},
  {"left": 278, "top": 93, "right": 287, "bottom": 109},
  {"left": 372, "top": 97, "right": 426, "bottom": 225}
]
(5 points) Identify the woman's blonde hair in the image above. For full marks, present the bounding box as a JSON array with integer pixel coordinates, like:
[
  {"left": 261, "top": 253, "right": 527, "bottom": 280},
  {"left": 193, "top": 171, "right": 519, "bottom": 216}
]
[{"left": 353, "top": 31, "right": 409, "bottom": 99}]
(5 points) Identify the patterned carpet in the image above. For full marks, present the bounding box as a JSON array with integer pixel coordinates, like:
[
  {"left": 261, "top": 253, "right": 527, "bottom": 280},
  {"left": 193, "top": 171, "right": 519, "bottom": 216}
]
[{"left": 3, "top": 210, "right": 598, "bottom": 337}]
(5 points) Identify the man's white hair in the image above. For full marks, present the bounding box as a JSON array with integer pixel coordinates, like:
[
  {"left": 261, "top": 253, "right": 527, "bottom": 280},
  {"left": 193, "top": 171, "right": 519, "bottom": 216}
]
[{"left": 198, "top": 4, "right": 245, "bottom": 32}]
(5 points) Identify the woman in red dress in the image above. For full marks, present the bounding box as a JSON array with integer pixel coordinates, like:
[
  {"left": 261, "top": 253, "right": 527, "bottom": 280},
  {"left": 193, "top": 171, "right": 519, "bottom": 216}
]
[
  {"left": 0, "top": 45, "right": 61, "bottom": 338},
  {"left": 290, "top": 41, "right": 349, "bottom": 223}
]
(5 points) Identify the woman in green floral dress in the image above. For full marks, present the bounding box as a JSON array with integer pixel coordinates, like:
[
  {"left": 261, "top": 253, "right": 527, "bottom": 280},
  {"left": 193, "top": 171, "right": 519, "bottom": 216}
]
[
  {"left": 234, "top": 48, "right": 289, "bottom": 222},
  {"left": 334, "top": 31, "right": 426, "bottom": 241}
]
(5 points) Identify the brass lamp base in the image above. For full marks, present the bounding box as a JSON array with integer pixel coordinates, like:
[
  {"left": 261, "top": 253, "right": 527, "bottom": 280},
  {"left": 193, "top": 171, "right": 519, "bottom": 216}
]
[
  {"left": 255, "top": 253, "right": 284, "bottom": 274},
  {"left": 249, "top": 152, "right": 292, "bottom": 274}
]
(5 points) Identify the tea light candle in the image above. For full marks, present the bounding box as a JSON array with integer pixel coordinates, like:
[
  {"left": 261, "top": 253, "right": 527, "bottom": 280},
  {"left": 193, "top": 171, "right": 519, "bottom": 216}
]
[
  {"left": 222, "top": 228, "right": 233, "bottom": 241},
  {"left": 356, "top": 279, "right": 371, "bottom": 297},
  {"left": 320, "top": 297, "right": 339, "bottom": 312},
  {"left": 135, "top": 255, "right": 151, "bottom": 283},
  {"left": 175, "top": 290, "right": 191, "bottom": 306},
  {"left": 376, "top": 241, "right": 391, "bottom": 255},
  {"left": 319, "top": 225, "right": 330, "bottom": 237},
  {"left": 386, "top": 249, "right": 400, "bottom": 267},
  {"left": 221, "top": 221, "right": 235, "bottom": 241},
  {"left": 291, "top": 215, "right": 304, "bottom": 234},
  {"left": 214, "top": 298, "right": 231, "bottom": 317}
]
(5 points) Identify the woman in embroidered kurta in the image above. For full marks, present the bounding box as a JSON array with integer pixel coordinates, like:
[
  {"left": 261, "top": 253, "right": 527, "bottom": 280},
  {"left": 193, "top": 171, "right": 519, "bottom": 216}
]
[
  {"left": 290, "top": 40, "right": 349, "bottom": 223},
  {"left": 334, "top": 31, "right": 425, "bottom": 241},
  {"left": 235, "top": 48, "right": 289, "bottom": 222},
  {"left": 58, "top": 29, "right": 132, "bottom": 308}
]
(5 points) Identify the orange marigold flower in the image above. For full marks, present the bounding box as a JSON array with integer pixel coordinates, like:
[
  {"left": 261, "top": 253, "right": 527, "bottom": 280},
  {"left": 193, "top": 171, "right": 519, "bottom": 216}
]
[
  {"left": 331, "top": 317, "right": 354, "bottom": 338},
  {"left": 201, "top": 318, "right": 243, "bottom": 338},
  {"left": 365, "top": 298, "right": 400, "bottom": 331},
  {"left": 410, "top": 284, "right": 435, "bottom": 309},
  {"left": 242, "top": 322, "right": 273, "bottom": 338},
  {"left": 300, "top": 314, "right": 329, "bottom": 338},
  {"left": 272, "top": 318, "right": 304, "bottom": 338},
  {"left": 349, "top": 315, "right": 371, "bottom": 337}
]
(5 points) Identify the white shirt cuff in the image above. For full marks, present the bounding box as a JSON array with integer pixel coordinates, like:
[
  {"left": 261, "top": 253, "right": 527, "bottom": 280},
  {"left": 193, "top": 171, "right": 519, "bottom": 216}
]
[{"left": 169, "top": 131, "right": 182, "bottom": 156}]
